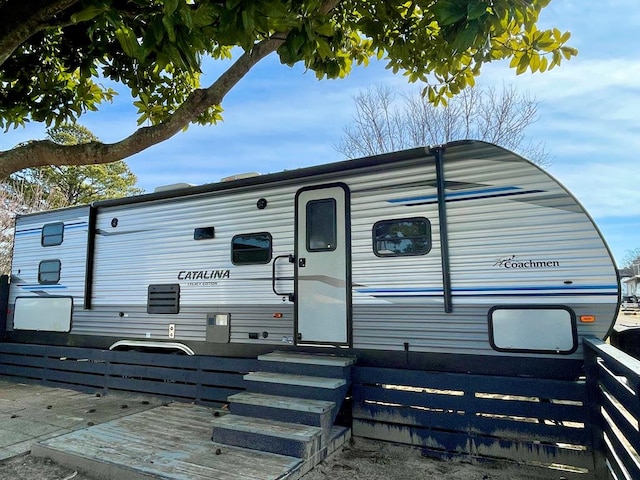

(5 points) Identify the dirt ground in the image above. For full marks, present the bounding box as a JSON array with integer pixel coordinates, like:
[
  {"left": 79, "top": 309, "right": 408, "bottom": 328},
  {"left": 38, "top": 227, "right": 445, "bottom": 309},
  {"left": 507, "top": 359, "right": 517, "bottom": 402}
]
[
  {"left": 0, "top": 438, "right": 550, "bottom": 480},
  {"left": 0, "top": 454, "right": 94, "bottom": 480},
  {"left": 301, "top": 438, "right": 548, "bottom": 480},
  {"left": 0, "top": 435, "right": 565, "bottom": 480}
]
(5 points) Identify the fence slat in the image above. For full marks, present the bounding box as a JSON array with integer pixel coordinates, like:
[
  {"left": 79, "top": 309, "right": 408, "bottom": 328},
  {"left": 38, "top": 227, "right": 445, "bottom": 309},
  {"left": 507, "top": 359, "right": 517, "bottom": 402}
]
[
  {"left": 602, "top": 422, "right": 640, "bottom": 480},
  {"left": 597, "top": 364, "right": 638, "bottom": 410},
  {"left": 353, "top": 418, "right": 471, "bottom": 453},
  {"left": 353, "top": 402, "right": 590, "bottom": 444},
  {"left": 600, "top": 392, "right": 640, "bottom": 456},
  {"left": 584, "top": 338, "right": 640, "bottom": 386},
  {"left": 353, "top": 367, "right": 586, "bottom": 401},
  {"left": 584, "top": 336, "right": 640, "bottom": 480},
  {"left": 0, "top": 343, "right": 250, "bottom": 406}
]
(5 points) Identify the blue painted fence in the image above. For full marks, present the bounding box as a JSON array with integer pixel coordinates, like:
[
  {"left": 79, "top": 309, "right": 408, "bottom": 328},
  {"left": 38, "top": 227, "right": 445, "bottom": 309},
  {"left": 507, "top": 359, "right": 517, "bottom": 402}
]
[
  {"left": 584, "top": 337, "right": 640, "bottom": 480},
  {"left": 351, "top": 365, "right": 598, "bottom": 479},
  {"left": 3, "top": 339, "right": 640, "bottom": 479},
  {"left": 0, "top": 342, "right": 259, "bottom": 406}
]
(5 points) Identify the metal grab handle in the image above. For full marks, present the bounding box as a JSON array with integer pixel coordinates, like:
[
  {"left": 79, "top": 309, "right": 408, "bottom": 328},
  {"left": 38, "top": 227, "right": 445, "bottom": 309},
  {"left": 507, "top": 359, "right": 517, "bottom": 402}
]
[{"left": 272, "top": 254, "right": 295, "bottom": 302}]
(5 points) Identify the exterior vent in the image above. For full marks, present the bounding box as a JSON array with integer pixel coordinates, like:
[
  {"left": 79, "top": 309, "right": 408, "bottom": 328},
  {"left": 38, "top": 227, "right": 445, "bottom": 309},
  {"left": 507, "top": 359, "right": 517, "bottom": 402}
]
[
  {"left": 147, "top": 284, "right": 180, "bottom": 314},
  {"left": 153, "top": 183, "right": 195, "bottom": 193},
  {"left": 220, "top": 172, "right": 260, "bottom": 182}
]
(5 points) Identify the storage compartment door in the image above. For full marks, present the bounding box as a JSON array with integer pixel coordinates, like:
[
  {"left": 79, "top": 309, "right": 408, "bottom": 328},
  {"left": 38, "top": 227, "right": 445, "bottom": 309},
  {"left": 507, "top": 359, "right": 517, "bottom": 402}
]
[{"left": 13, "top": 296, "right": 72, "bottom": 332}]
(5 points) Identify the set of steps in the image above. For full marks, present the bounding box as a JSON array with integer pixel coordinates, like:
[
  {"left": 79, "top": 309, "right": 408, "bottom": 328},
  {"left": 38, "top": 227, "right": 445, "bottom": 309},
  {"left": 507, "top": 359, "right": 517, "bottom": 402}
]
[{"left": 211, "top": 351, "right": 355, "bottom": 476}]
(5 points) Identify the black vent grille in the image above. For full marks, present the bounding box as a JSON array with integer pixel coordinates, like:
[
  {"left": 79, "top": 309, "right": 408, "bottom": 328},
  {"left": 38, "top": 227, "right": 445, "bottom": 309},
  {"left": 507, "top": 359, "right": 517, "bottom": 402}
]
[{"left": 147, "top": 284, "right": 180, "bottom": 314}]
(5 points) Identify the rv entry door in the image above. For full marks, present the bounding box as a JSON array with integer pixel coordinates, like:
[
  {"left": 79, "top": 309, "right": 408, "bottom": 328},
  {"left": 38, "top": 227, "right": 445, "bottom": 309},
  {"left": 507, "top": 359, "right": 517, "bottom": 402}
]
[{"left": 295, "top": 184, "right": 350, "bottom": 345}]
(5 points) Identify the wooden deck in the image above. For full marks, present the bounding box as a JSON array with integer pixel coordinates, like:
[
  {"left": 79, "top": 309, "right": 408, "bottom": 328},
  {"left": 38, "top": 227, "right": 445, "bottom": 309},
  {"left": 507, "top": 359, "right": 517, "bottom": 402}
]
[{"left": 33, "top": 402, "right": 349, "bottom": 480}]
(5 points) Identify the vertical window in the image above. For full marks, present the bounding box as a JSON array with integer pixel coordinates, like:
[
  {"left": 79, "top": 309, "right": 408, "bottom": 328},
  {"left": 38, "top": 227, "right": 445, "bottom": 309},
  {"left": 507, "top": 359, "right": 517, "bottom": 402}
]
[
  {"left": 38, "top": 260, "right": 61, "bottom": 284},
  {"left": 306, "top": 199, "right": 336, "bottom": 252},
  {"left": 232, "top": 233, "right": 272, "bottom": 265},
  {"left": 42, "top": 222, "right": 64, "bottom": 246},
  {"left": 373, "top": 218, "right": 432, "bottom": 256}
]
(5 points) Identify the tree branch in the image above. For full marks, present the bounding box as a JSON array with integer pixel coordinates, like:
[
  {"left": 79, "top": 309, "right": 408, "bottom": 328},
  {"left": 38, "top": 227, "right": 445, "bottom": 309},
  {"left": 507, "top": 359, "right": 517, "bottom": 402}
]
[
  {"left": 0, "top": 36, "right": 286, "bottom": 178},
  {"left": 0, "top": 0, "right": 78, "bottom": 67},
  {"left": 0, "top": 0, "right": 342, "bottom": 179}
]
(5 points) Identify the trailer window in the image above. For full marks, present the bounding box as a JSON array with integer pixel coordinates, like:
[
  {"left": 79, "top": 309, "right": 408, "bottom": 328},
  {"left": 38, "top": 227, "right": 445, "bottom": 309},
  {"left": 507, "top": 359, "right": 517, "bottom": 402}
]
[
  {"left": 373, "top": 218, "right": 431, "bottom": 256},
  {"left": 232, "top": 233, "right": 272, "bottom": 265},
  {"left": 488, "top": 306, "right": 577, "bottom": 354},
  {"left": 38, "top": 260, "right": 61, "bottom": 284},
  {"left": 42, "top": 222, "right": 64, "bottom": 246},
  {"left": 194, "top": 227, "right": 215, "bottom": 240},
  {"left": 306, "top": 199, "right": 336, "bottom": 252}
]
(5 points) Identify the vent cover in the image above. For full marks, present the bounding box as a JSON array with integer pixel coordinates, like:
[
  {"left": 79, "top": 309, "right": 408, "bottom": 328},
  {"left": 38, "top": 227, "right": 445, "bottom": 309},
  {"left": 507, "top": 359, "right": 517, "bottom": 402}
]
[{"left": 147, "top": 284, "right": 180, "bottom": 314}]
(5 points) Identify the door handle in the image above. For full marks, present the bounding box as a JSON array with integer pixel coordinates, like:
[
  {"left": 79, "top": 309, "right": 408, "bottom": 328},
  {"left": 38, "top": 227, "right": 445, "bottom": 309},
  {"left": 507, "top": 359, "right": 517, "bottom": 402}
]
[{"left": 298, "top": 258, "right": 306, "bottom": 268}]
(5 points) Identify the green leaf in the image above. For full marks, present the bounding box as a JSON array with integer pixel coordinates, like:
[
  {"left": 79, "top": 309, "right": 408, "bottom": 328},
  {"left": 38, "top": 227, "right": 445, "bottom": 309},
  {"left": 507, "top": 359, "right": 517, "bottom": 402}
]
[
  {"left": 539, "top": 55, "right": 548, "bottom": 72},
  {"left": 163, "top": 16, "right": 177, "bottom": 43},
  {"left": 192, "top": 4, "right": 218, "bottom": 28},
  {"left": 516, "top": 53, "right": 529, "bottom": 75},
  {"left": 71, "top": 6, "right": 107, "bottom": 23},
  {"left": 241, "top": 10, "right": 255, "bottom": 34},
  {"left": 561, "top": 46, "right": 578, "bottom": 59},
  {"left": 529, "top": 53, "right": 540, "bottom": 73},
  {"left": 164, "top": 0, "right": 179, "bottom": 16},
  {"left": 467, "top": 2, "right": 488, "bottom": 20},
  {"left": 115, "top": 27, "right": 140, "bottom": 58},
  {"left": 433, "top": 1, "right": 466, "bottom": 26},
  {"left": 454, "top": 21, "right": 480, "bottom": 51},
  {"left": 316, "top": 38, "right": 333, "bottom": 60},
  {"left": 314, "top": 22, "right": 335, "bottom": 37}
]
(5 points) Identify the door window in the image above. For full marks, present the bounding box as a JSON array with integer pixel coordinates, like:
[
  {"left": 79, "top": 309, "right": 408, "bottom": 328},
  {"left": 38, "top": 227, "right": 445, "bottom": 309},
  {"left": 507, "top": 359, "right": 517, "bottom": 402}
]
[{"left": 306, "top": 199, "right": 336, "bottom": 252}]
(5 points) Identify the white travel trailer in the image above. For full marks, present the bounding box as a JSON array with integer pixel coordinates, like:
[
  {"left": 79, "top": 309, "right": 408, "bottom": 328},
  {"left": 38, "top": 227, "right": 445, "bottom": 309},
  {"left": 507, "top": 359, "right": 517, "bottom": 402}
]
[{"left": 4, "top": 141, "right": 620, "bottom": 378}]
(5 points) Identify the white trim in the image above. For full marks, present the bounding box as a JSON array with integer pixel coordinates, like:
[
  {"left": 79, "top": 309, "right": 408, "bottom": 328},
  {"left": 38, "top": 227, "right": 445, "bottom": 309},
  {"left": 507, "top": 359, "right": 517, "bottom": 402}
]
[{"left": 109, "top": 340, "right": 195, "bottom": 355}]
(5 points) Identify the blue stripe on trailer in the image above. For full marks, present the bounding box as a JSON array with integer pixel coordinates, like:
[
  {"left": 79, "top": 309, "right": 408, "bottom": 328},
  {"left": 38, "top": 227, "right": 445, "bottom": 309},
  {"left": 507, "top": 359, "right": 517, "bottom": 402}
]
[
  {"left": 387, "top": 186, "right": 523, "bottom": 204},
  {"left": 19, "top": 285, "right": 68, "bottom": 291},
  {"left": 15, "top": 221, "right": 88, "bottom": 236},
  {"left": 356, "top": 284, "right": 618, "bottom": 297}
]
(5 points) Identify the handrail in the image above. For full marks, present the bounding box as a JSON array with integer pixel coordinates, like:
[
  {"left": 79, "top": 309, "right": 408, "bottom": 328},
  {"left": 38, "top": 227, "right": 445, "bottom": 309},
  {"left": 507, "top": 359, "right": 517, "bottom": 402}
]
[{"left": 272, "top": 254, "right": 295, "bottom": 302}]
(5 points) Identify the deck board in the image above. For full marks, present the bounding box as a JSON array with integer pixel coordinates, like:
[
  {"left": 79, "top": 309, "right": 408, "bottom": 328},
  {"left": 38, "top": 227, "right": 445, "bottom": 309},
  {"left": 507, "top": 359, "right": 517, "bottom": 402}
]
[{"left": 34, "top": 404, "right": 304, "bottom": 480}]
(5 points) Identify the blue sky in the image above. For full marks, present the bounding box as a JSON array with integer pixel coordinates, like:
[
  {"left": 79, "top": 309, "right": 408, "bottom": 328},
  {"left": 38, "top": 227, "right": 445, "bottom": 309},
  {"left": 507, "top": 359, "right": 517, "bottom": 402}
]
[{"left": 1, "top": 0, "right": 639, "bottom": 267}]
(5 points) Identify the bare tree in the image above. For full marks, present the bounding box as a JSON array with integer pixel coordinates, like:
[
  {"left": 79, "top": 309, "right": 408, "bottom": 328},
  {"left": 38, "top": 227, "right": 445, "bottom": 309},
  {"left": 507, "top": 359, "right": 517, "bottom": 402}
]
[
  {"left": 622, "top": 248, "right": 640, "bottom": 275},
  {"left": 335, "top": 84, "right": 551, "bottom": 167}
]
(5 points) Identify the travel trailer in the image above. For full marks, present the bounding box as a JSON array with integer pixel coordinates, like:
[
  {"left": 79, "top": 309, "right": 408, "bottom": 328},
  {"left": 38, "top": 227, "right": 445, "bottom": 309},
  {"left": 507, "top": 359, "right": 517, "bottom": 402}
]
[{"left": 4, "top": 140, "right": 620, "bottom": 378}]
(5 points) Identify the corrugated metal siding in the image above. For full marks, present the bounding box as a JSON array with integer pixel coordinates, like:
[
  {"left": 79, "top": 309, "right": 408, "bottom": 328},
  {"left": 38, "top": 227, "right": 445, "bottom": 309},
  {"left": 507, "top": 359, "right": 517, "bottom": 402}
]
[
  {"left": 9, "top": 207, "right": 90, "bottom": 315},
  {"left": 72, "top": 304, "right": 295, "bottom": 345},
  {"left": 7, "top": 141, "right": 619, "bottom": 359},
  {"left": 351, "top": 303, "right": 615, "bottom": 358},
  {"left": 91, "top": 185, "right": 298, "bottom": 307},
  {"left": 346, "top": 143, "right": 617, "bottom": 356}
]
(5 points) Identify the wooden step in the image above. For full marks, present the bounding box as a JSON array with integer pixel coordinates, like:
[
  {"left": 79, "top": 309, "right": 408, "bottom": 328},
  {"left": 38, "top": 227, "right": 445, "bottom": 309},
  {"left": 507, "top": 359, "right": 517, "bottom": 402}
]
[
  {"left": 211, "top": 414, "right": 322, "bottom": 459},
  {"left": 257, "top": 352, "right": 355, "bottom": 379},
  {"left": 244, "top": 371, "right": 345, "bottom": 389},
  {"left": 228, "top": 392, "right": 334, "bottom": 430},
  {"left": 258, "top": 351, "right": 356, "bottom": 367},
  {"left": 244, "top": 372, "right": 348, "bottom": 403},
  {"left": 228, "top": 392, "right": 334, "bottom": 414}
]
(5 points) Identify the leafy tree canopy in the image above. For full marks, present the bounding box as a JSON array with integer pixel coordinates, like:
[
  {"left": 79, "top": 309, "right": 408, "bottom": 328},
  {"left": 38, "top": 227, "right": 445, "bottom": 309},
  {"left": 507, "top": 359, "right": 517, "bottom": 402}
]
[
  {"left": 0, "top": 0, "right": 577, "bottom": 177},
  {"left": 11, "top": 124, "right": 143, "bottom": 205}
]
